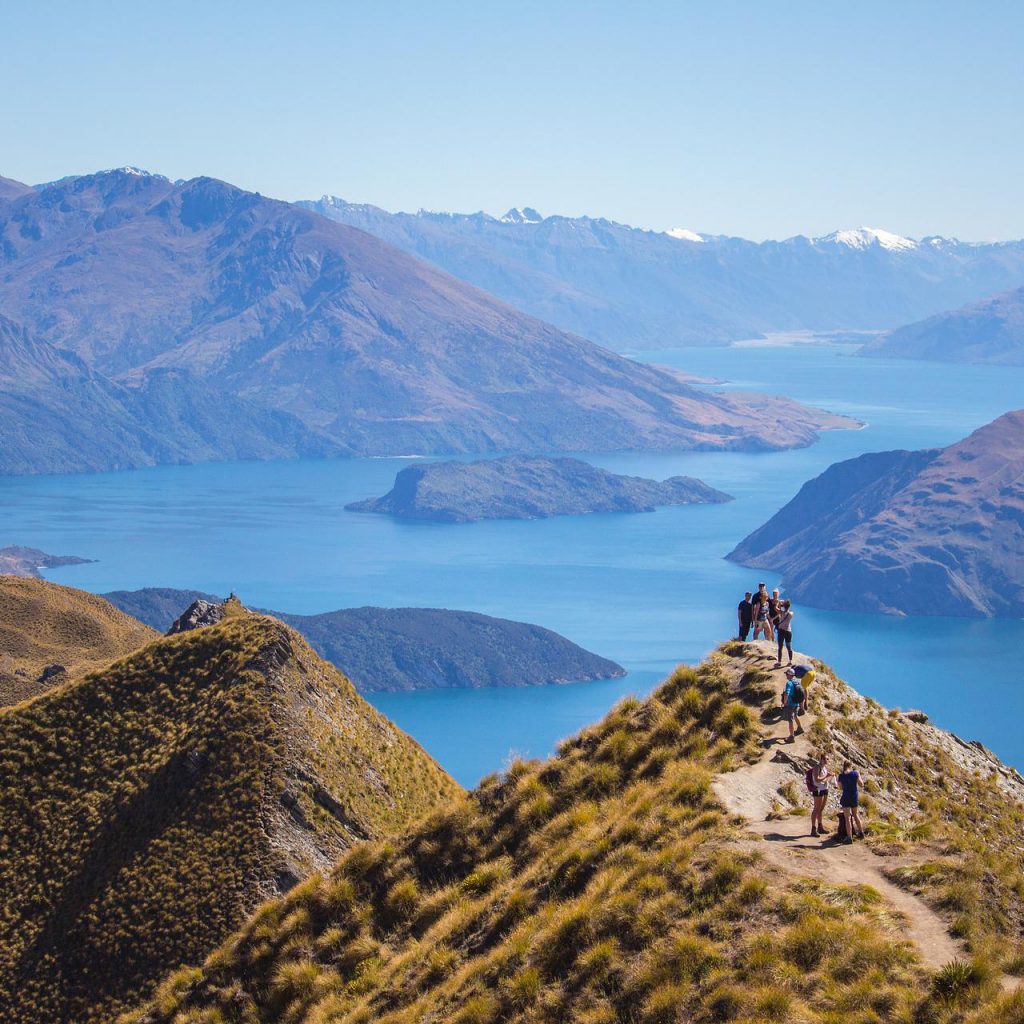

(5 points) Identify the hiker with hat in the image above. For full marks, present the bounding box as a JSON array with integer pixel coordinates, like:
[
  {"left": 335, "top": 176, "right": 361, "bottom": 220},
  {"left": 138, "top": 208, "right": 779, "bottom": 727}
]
[
  {"left": 751, "top": 582, "right": 774, "bottom": 642},
  {"left": 781, "top": 666, "right": 805, "bottom": 742}
]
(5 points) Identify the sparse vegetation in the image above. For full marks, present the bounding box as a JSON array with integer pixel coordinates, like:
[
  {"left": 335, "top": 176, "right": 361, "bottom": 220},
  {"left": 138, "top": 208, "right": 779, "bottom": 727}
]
[
  {"left": 130, "top": 657, "right": 953, "bottom": 1024},
  {"left": 0, "top": 603, "right": 459, "bottom": 1024}
]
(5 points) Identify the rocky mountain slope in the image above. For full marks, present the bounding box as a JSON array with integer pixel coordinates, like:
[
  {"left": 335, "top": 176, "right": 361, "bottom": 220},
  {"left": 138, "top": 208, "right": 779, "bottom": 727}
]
[
  {"left": 346, "top": 456, "right": 732, "bottom": 522},
  {"left": 0, "top": 576, "right": 156, "bottom": 705},
  {"left": 303, "top": 197, "right": 1024, "bottom": 350},
  {"left": 0, "top": 313, "right": 332, "bottom": 475},
  {"left": 0, "top": 594, "right": 459, "bottom": 1024},
  {"left": 862, "top": 284, "right": 1024, "bottom": 365},
  {"left": 130, "top": 641, "right": 1024, "bottom": 1024},
  {"left": 101, "top": 587, "right": 626, "bottom": 690},
  {"left": 728, "top": 411, "right": 1024, "bottom": 617},
  {"left": 0, "top": 168, "right": 852, "bottom": 475}
]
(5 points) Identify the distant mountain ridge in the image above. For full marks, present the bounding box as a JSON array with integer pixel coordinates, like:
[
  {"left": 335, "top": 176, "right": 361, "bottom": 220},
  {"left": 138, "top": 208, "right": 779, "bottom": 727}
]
[
  {"left": 0, "top": 168, "right": 850, "bottom": 475},
  {"left": 301, "top": 195, "right": 1024, "bottom": 350},
  {"left": 728, "top": 411, "right": 1024, "bottom": 617},
  {"left": 346, "top": 455, "right": 732, "bottom": 522},
  {"left": 862, "top": 284, "right": 1024, "bottom": 365},
  {"left": 101, "top": 587, "right": 626, "bottom": 691}
]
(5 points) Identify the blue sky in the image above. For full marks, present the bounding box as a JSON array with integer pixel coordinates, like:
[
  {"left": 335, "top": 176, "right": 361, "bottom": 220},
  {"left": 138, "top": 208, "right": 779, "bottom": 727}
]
[{"left": 2, "top": 1, "right": 1022, "bottom": 240}]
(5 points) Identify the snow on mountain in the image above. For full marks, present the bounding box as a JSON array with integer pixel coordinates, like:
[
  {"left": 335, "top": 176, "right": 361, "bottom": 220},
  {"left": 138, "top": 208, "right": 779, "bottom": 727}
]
[
  {"left": 821, "top": 227, "right": 918, "bottom": 252},
  {"left": 665, "top": 227, "right": 705, "bottom": 243},
  {"left": 501, "top": 207, "right": 543, "bottom": 224}
]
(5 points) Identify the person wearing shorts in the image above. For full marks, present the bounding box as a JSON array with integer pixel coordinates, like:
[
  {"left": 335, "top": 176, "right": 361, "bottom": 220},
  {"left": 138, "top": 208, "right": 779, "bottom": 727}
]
[
  {"left": 810, "top": 752, "right": 831, "bottom": 837},
  {"left": 781, "top": 672, "right": 804, "bottom": 741},
  {"left": 752, "top": 583, "right": 774, "bottom": 641},
  {"left": 837, "top": 761, "right": 864, "bottom": 842}
]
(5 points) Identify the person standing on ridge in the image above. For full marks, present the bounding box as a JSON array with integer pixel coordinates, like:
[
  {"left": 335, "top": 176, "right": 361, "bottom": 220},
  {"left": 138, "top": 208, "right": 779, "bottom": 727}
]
[
  {"left": 792, "top": 662, "right": 815, "bottom": 713},
  {"left": 836, "top": 760, "right": 865, "bottom": 842},
  {"left": 769, "top": 588, "right": 782, "bottom": 631},
  {"left": 737, "top": 591, "right": 753, "bottom": 641},
  {"left": 807, "top": 751, "right": 831, "bottom": 837},
  {"left": 752, "top": 583, "right": 773, "bottom": 642},
  {"left": 781, "top": 668, "right": 805, "bottom": 742},
  {"left": 775, "top": 599, "right": 794, "bottom": 667}
]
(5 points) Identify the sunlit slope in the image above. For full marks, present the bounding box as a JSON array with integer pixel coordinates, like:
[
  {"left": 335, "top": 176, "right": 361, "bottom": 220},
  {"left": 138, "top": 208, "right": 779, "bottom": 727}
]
[
  {"left": 131, "top": 643, "right": 1024, "bottom": 1024},
  {"left": 0, "top": 611, "right": 460, "bottom": 1024},
  {"left": 0, "top": 576, "right": 156, "bottom": 704}
]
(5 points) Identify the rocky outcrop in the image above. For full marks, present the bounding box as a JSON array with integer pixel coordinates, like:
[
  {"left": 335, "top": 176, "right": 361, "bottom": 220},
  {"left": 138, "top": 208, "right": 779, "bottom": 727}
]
[
  {"left": 728, "top": 411, "right": 1024, "bottom": 617},
  {"left": 166, "top": 598, "right": 227, "bottom": 634},
  {"left": 346, "top": 455, "right": 732, "bottom": 523}
]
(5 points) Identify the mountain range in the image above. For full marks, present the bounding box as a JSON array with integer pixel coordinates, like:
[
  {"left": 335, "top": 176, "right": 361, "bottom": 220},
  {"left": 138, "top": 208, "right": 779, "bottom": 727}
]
[
  {"left": 302, "top": 197, "right": 1024, "bottom": 350},
  {"left": 728, "top": 411, "right": 1024, "bottom": 617},
  {"left": 862, "top": 283, "right": 1024, "bottom": 365},
  {"left": 0, "top": 168, "right": 850, "bottom": 475}
]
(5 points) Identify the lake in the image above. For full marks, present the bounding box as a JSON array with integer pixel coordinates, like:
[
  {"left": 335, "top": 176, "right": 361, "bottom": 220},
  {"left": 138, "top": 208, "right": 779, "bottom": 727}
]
[{"left": 2, "top": 343, "right": 1022, "bottom": 786}]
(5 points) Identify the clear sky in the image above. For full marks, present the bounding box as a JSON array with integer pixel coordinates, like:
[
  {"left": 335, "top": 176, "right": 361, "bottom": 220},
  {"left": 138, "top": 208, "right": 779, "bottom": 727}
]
[{"left": 2, "top": 0, "right": 1022, "bottom": 240}]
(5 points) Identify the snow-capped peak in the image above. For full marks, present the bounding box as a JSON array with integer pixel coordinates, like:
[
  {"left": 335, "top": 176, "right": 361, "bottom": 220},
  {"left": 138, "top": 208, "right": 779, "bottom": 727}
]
[
  {"left": 823, "top": 227, "right": 918, "bottom": 252},
  {"left": 501, "top": 207, "right": 543, "bottom": 224},
  {"left": 665, "top": 227, "right": 705, "bottom": 243}
]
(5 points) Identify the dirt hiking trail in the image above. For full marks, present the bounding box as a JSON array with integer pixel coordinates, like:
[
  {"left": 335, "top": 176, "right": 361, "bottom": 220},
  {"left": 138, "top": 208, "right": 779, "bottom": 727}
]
[{"left": 712, "top": 642, "right": 962, "bottom": 971}]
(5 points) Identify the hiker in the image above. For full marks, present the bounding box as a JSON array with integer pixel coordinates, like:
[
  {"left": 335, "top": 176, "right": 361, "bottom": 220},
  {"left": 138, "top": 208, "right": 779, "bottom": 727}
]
[
  {"left": 792, "top": 662, "right": 815, "bottom": 713},
  {"left": 769, "top": 588, "right": 782, "bottom": 630},
  {"left": 806, "top": 752, "right": 831, "bottom": 837},
  {"left": 751, "top": 583, "right": 774, "bottom": 641},
  {"left": 781, "top": 667, "right": 805, "bottom": 741},
  {"left": 836, "top": 760, "right": 865, "bottom": 842},
  {"left": 737, "top": 591, "right": 753, "bottom": 641},
  {"left": 775, "top": 598, "right": 794, "bottom": 667}
]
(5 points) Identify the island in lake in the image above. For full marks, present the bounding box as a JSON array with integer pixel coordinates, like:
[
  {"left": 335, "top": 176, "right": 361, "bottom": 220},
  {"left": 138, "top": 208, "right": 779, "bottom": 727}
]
[
  {"left": 102, "top": 587, "right": 626, "bottom": 692},
  {"left": 345, "top": 456, "right": 733, "bottom": 523},
  {"left": 0, "top": 546, "right": 93, "bottom": 578}
]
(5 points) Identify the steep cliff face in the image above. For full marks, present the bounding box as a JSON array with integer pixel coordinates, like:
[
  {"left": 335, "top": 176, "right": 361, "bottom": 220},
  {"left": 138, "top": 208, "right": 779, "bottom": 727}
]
[
  {"left": 728, "top": 411, "right": 1024, "bottom": 617},
  {"left": 0, "top": 596, "right": 459, "bottom": 1024}
]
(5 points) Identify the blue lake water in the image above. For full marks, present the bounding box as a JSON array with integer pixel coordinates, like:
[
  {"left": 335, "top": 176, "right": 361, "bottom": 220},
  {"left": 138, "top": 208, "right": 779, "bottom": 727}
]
[{"left": 2, "top": 343, "right": 1023, "bottom": 786}]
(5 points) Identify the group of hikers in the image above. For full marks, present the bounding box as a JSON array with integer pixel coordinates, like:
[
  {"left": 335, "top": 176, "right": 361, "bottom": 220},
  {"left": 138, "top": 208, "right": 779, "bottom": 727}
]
[
  {"left": 736, "top": 582, "right": 794, "bottom": 667},
  {"left": 735, "top": 582, "right": 864, "bottom": 844}
]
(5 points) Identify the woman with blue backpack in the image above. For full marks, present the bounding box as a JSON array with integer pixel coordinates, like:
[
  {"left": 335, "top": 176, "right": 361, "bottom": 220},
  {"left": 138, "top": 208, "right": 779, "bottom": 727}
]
[{"left": 781, "top": 668, "right": 806, "bottom": 742}]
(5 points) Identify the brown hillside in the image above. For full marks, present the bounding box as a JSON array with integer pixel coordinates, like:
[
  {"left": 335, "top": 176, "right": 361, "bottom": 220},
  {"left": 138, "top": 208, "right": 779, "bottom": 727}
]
[
  {"left": 0, "top": 576, "right": 156, "bottom": 704},
  {"left": 130, "top": 642, "right": 1024, "bottom": 1024},
  {"left": 0, "top": 608, "right": 460, "bottom": 1024}
]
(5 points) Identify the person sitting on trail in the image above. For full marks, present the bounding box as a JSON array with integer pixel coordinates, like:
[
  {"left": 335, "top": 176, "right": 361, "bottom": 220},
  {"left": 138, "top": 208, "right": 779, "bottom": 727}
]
[
  {"left": 781, "top": 668, "right": 805, "bottom": 742},
  {"left": 752, "top": 583, "right": 774, "bottom": 641},
  {"left": 737, "top": 591, "right": 753, "bottom": 641},
  {"left": 806, "top": 751, "right": 831, "bottom": 837},
  {"left": 775, "top": 599, "right": 794, "bottom": 667},
  {"left": 792, "top": 662, "right": 815, "bottom": 712},
  {"left": 836, "top": 760, "right": 865, "bottom": 843}
]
